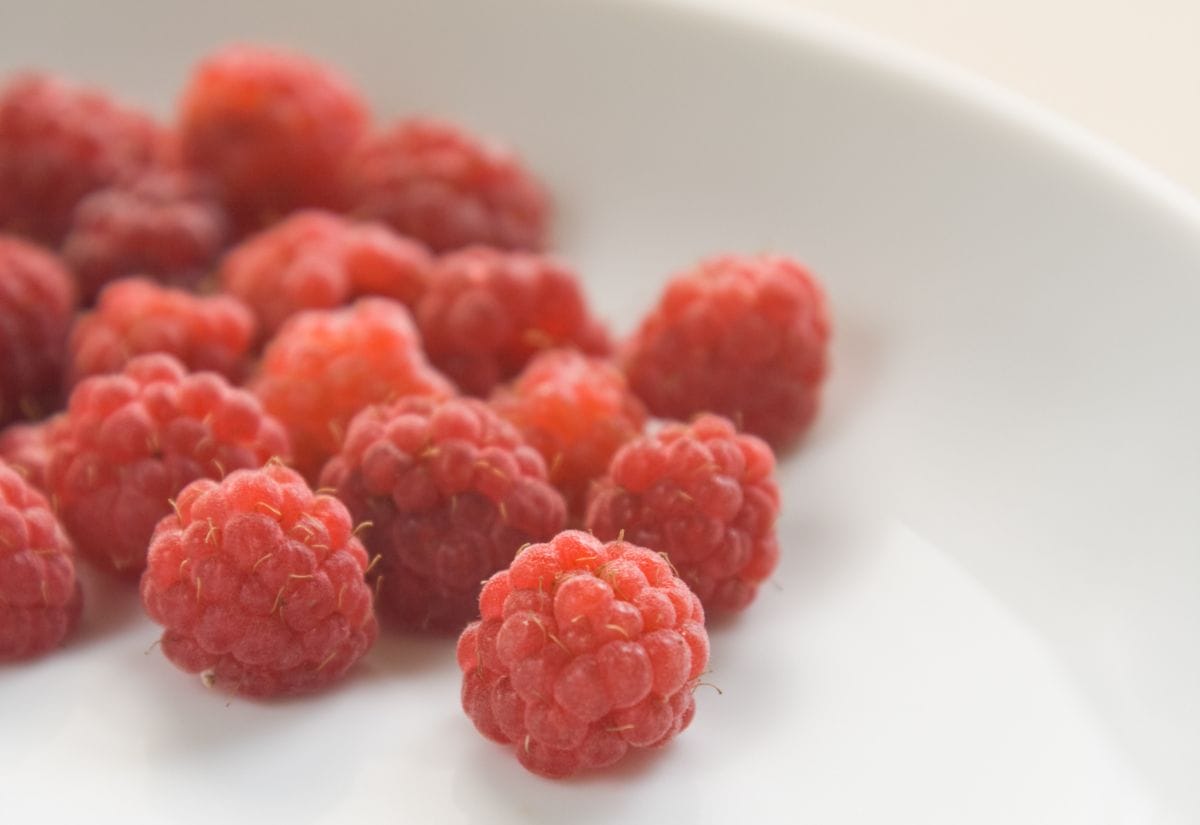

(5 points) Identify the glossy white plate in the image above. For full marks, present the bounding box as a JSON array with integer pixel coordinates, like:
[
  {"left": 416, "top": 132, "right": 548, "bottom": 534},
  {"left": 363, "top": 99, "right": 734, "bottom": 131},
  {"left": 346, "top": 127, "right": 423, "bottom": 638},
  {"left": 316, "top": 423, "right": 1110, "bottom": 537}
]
[{"left": 2, "top": 1, "right": 1198, "bottom": 822}]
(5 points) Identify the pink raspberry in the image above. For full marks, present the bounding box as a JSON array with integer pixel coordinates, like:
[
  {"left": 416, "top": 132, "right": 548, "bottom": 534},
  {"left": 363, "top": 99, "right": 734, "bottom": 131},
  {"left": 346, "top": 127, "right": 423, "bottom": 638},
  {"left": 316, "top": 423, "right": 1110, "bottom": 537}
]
[
  {"left": 320, "top": 396, "right": 566, "bottom": 632},
  {"left": 0, "top": 415, "right": 65, "bottom": 493},
  {"left": 141, "top": 462, "right": 377, "bottom": 697},
  {"left": 46, "top": 354, "right": 290, "bottom": 575},
  {"left": 623, "top": 254, "right": 831, "bottom": 451},
  {"left": 458, "top": 531, "right": 709, "bottom": 778}
]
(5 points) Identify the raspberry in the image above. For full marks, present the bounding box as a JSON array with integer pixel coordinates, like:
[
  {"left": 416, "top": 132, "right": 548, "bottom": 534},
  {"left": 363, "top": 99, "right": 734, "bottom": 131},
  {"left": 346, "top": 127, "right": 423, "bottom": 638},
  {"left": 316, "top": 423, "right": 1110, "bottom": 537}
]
[
  {"left": 623, "top": 254, "right": 831, "bottom": 451},
  {"left": 457, "top": 531, "right": 708, "bottom": 777},
  {"left": 585, "top": 414, "right": 780, "bottom": 613},
  {"left": 491, "top": 350, "right": 646, "bottom": 521},
  {"left": 179, "top": 45, "right": 371, "bottom": 233},
  {"left": 46, "top": 354, "right": 290, "bottom": 575},
  {"left": 417, "top": 247, "right": 611, "bottom": 396},
  {"left": 67, "top": 278, "right": 256, "bottom": 387},
  {"left": 321, "top": 396, "right": 566, "bottom": 631},
  {"left": 0, "top": 72, "right": 163, "bottom": 245},
  {"left": 253, "top": 298, "right": 454, "bottom": 481},
  {"left": 0, "top": 237, "right": 77, "bottom": 425},
  {"left": 0, "top": 461, "right": 82, "bottom": 661},
  {"left": 62, "top": 170, "right": 230, "bottom": 303},
  {"left": 0, "top": 416, "right": 65, "bottom": 493},
  {"left": 140, "top": 462, "right": 377, "bottom": 697},
  {"left": 344, "top": 118, "right": 549, "bottom": 253},
  {"left": 218, "top": 211, "right": 432, "bottom": 337}
]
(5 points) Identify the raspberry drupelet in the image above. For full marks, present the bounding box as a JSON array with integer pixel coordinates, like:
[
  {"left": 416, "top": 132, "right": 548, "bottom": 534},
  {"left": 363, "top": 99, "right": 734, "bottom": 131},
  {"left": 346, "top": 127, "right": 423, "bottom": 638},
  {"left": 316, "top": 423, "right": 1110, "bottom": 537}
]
[
  {"left": 417, "top": 247, "right": 611, "bottom": 397},
  {"left": 0, "top": 416, "right": 65, "bottom": 493},
  {"left": 45, "top": 354, "right": 290, "bottom": 576},
  {"left": 491, "top": 349, "right": 647, "bottom": 521},
  {"left": 585, "top": 414, "right": 781, "bottom": 613},
  {"left": 0, "top": 461, "right": 82, "bottom": 661},
  {"left": 252, "top": 298, "right": 454, "bottom": 481},
  {"left": 320, "top": 396, "right": 566, "bottom": 632},
  {"left": 623, "top": 254, "right": 831, "bottom": 451},
  {"left": 67, "top": 278, "right": 256, "bottom": 387},
  {"left": 140, "top": 462, "right": 377, "bottom": 697},
  {"left": 344, "top": 118, "right": 550, "bottom": 253},
  {"left": 457, "top": 530, "right": 709, "bottom": 778}
]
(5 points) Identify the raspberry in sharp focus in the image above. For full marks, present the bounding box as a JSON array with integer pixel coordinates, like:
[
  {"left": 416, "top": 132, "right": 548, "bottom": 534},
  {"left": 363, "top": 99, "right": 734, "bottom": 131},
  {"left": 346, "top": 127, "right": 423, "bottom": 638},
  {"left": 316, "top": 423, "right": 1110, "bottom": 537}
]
[
  {"left": 0, "top": 237, "right": 77, "bottom": 426},
  {"left": 46, "top": 353, "right": 291, "bottom": 576},
  {"left": 140, "top": 462, "right": 377, "bottom": 697},
  {"left": 490, "top": 349, "right": 647, "bottom": 522},
  {"left": 343, "top": 117, "right": 550, "bottom": 253},
  {"left": 457, "top": 530, "right": 709, "bottom": 778},
  {"left": 252, "top": 298, "right": 454, "bottom": 482},
  {"left": 623, "top": 254, "right": 831, "bottom": 451},
  {"left": 417, "top": 247, "right": 612, "bottom": 397},
  {"left": 67, "top": 278, "right": 257, "bottom": 387},
  {"left": 0, "top": 415, "right": 66, "bottom": 493},
  {"left": 320, "top": 395, "right": 566, "bottom": 632},
  {"left": 585, "top": 414, "right": 781, "bottom": 613},
  {"left": 178, "top": 44, "right": 371, "bottom": 234}
]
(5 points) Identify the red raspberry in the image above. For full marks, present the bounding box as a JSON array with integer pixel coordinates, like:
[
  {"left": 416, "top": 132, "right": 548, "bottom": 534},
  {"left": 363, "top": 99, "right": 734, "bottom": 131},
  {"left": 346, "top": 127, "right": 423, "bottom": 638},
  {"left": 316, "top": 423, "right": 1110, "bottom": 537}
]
[
  {"left": 344, "top": 118, "right": 549, "bottom": 253},
  {"left": 179, "top": 45, "right": 371, "bottom": 234},
  {"left": 0, "top": 73, "right": 163, "bottom": 245},
  {"left": 457, "top": 531, "right": 708, "bottom": 778},
  {"left": 491, "top": 350, "right": 646, "bottom": 521},
  {"left": 623, "top": 255, "right": 831, "bottom": 451},
  {"left": 417, "top": 247, "right": 611, "bottom": 396},
  {"left": 0, "top": 415, "right": 65, "bottom": 493},
  {"left": 61, "top": 170, "right": 230, "bottom": 303},
  {"left": 321, "top": 396, "right": 566, "bottom": 632},
  {"left": 0, "top": 237, "right": 77, "bottom": 425},
  {"left": 253, "top": 298, "right": 454, "bottom": 481},
  {"left": 0, "top": 461, "right": 82, "bottom": 661},
  {"left": 67, "top": 278, "right": 256, "bottom": 387},
  {"left": 585, "top": 414, "right": 780, "bottom": 612},
  {"left": 46, "top": 354, "right": 290, "bottom": 575},
  {"left": 140, "top": 462, "right": 377, "bottom": 697},
  {"left": 219, "top": 210, "right": 432, "bottom": 337}
]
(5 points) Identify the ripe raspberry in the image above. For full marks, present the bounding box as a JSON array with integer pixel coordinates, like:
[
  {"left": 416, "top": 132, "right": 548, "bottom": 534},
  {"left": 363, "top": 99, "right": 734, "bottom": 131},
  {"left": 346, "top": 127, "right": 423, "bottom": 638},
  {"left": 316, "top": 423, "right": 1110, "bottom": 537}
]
[
  {"left": 491, "top": 350, "right": 646, "bottom": 521},
  {"left": 46, "top": 354, "right": 290, "bottom": 575},
  {"left": 344, "top": 118, "right": 549, "bottom": 253},
  {"left": 67, "top": 278, "right": 256, "bottom": 387},
  {"left": 457, "top": 530, "right": 708, "bottom": 778},
  {"left": 140, "top": 462, "right": 377, "bottom": 697},
  {"left": 179, "top": 45, "right": 371, "bottom": 233},
  {"left": 219, "top": 211, "right": 432, "bottom": 337},
  {"left": 0, "top": 73, "right": 163, "bottom": 245},
  {"left": 0, "top": 237, "right": 77, "bottom": 425},
  {"left": 585, "top": 415, "right": 780, "bottom": 613},
  {"left": 62, "top": 170, "right": 230, "bottom": 303},
  {"left": 253, "top": 298, "right": 454, "bottom": 481},
  {"left": 0, "top": 415, "right": 65, "bottom": 493},
  {"left": 623, "top": 255, "right": 830, "bottom": 451},
  {"left": 320, "top": 396, "right": 566, "bottom": 631},
  {"left": 417, "top": 247, "right": 611, "bottom": 396}
]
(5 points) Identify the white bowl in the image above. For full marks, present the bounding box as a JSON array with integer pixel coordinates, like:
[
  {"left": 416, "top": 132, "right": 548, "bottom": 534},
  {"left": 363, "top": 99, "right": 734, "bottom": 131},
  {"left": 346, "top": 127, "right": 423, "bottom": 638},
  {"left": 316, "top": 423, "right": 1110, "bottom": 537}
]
[{"left": 2, "top": 1, "right": 1198, "bottom": 822}]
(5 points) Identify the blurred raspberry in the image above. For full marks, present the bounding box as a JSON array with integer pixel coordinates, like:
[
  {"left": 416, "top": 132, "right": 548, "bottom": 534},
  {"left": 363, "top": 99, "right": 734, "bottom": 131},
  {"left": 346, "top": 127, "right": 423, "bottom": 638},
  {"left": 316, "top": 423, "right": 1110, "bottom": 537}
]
[{"left": 0, "top": 415, "right": 65, "bottom": 493}]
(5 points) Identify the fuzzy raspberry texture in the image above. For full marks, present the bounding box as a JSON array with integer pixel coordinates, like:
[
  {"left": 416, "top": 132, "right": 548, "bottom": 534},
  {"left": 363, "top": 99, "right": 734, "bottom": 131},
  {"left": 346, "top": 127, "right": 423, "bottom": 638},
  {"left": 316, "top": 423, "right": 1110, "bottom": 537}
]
[
  {"left": 62, "top": 170, "right": 229, "bottom": 303},
  {"left": 68, "top": 278, "right": 256, "bottom": 387},
  {"left": 0, "top": 237, "right": 77, "bottom": 425},
  {"left": 46, "top": 354, "right": 290, "bottom": 575},
  {"left": 219, "top": 210, "right": 432, "bottom": 337},
  {"left": 0, "top": 73, "right": 163, "bottom": 245},
  {"left": 253, "top": 298, "right": 454, "bottom": 481},
  {"left": 179, "top": 45, "right": 370, "bottom": 233},
  {"left": 140, "top": 463, "right": 377, "bottom": 697},
  {"left": 344, "top": 118, "right": 549, "bottom": 253},
  {"left": 491, "top": 350, "right": 646, "bottom": 521},
  {"left": 0, "top": 461, "right": 82, "bottom": 661},
  {"left": 0, "top": 416, "right": 65, "bottom": 493},
  {"left": 586, "top": 415, "right": 780, "bottom": 613},
  {"left": 623, "top": 254, "right": 831, "bottom": 451},
  {"left": 457, "top": 531, "right": 709, "bottom": 778},
  {"left": 417, "top": 247, "right": 611, "bottom": 397},
  {"left": 321, "top": 396, "right": 566, "bottom": 632}
]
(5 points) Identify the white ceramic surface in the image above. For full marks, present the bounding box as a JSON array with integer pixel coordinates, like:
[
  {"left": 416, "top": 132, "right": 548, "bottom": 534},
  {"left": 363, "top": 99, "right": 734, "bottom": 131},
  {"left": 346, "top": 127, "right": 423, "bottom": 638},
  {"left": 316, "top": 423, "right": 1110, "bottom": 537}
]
[{"left": 1, "top": 1, "right": 1197, "bottom": 822}]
